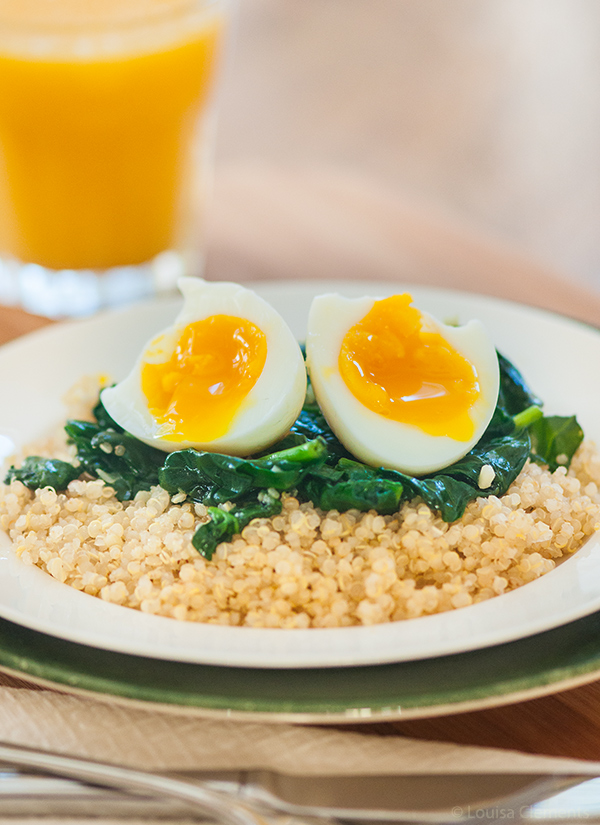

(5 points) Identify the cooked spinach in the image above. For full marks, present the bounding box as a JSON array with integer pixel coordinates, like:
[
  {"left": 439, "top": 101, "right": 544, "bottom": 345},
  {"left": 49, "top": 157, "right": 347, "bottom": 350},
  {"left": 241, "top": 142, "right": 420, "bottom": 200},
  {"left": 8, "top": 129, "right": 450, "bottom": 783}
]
[
  {"left": 288, "top": 408, "right": 353, "bottom": 462},
  {"left": 389, "top": 429, "right": 531, "bottom": 521},
  {"left": 92, "top": 394, "right": 123, "bottom": 431},
  {"left": 65, "top": 415, "right": 164, "bottom": 501},
  {"left": 159, "top": 438, "right": 328, "bottom": 504},
  {"left": 497, "top": 351, "right": 543, "bottom": 414},
  {"left": 4, "top": 456, "right": 80, "bottom": 491},
  {"left": 192, "top": 494, "right": 282, "bottom": 559},
  {"left": 298, "top": 458, "right": 404, "bottom": 515},
  {"left": 529, "top": 415, "right": 584, "bottom": 472},
  {"left": 496, "top": 352, "right": 582, "bottom": 471},
  {"left": 512, "top": 405, "right": 544, "bottom": 430},
  {"left": 293, "top": 404, "right": 533, "bottom": 524}
]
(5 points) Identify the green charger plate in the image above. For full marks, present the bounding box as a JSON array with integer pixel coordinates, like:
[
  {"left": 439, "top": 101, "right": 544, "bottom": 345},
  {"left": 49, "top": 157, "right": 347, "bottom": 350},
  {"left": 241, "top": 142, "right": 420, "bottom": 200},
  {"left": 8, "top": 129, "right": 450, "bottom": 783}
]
[
  {"left": 2, "top": 284, "right": 600, "bottom": 719},
  {"left": 2, "top": 611, "right": 600, "bottom": 722}
]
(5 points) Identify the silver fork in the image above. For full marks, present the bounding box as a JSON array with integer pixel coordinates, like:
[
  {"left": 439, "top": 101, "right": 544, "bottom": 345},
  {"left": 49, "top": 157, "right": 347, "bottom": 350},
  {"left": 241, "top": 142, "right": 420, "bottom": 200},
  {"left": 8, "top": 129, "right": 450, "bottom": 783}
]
[
  {"left": 0, "top": 741, "right": 597, "bottom": 823},
  {"left": 0, "top": 742, "right": 270, "bottom": 824}
]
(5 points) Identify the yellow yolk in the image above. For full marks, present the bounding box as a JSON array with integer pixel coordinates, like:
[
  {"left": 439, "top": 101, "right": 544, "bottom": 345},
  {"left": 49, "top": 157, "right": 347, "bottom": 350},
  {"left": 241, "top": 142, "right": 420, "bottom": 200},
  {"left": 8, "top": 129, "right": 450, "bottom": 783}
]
[
  {"left": 338, "top": 294, "right": 480, "bottom": 441},
  {"left": 141, "top": 315, "right": 267, "bottom": 443}
]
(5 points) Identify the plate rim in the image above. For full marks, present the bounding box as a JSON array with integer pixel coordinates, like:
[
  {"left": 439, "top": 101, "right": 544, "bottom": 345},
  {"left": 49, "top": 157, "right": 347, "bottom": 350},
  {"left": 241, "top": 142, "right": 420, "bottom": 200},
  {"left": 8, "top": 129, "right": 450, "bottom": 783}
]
[
  {"left": 2, "top": 609, "right": 600, "bottom": 722},
  {"left": 3, "top": 661, "right": 600, "bottom": 723}
]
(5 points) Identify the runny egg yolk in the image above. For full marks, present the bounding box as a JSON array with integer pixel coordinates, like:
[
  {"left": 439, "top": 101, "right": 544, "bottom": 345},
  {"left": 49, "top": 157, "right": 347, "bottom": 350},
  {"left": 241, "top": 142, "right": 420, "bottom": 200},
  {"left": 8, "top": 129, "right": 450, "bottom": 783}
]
[
  {"left": 338, "top": 294, "right": 480, "bottom": 441},
  {"left": 141, "top": 315, "right": 267, "bottom": 443}
]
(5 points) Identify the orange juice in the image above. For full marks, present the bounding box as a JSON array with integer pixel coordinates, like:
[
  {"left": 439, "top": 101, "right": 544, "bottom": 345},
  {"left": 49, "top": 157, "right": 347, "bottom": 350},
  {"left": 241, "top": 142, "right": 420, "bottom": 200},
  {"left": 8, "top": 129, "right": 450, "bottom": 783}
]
[{"left": 0, "top": 1, "right": 226, "bottom": 272}]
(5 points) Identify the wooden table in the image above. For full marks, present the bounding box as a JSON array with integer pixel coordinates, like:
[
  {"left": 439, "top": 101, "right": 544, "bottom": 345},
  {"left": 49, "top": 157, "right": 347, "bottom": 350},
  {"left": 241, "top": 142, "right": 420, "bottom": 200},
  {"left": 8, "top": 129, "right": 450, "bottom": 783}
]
[{"left": 3, "top": 163, "right": 600, "bottom": 763}]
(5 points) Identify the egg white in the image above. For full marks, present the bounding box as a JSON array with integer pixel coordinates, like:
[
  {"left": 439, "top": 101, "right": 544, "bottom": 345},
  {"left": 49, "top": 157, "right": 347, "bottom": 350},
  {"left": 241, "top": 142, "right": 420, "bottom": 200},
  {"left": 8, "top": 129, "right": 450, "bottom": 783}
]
[
  {"left": 305, "top": 293, "right": 500, "bottom": 475},
  {"left": 101, "top": 278, "right": 307, "bottom": 455}
]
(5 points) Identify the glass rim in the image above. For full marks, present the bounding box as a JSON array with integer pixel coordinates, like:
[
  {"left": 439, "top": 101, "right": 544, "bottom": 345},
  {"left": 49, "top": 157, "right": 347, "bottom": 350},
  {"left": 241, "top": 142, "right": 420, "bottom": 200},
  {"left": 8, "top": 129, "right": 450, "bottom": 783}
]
[{"left": 0, "top": 0, "right": 229, "bottom": 37}]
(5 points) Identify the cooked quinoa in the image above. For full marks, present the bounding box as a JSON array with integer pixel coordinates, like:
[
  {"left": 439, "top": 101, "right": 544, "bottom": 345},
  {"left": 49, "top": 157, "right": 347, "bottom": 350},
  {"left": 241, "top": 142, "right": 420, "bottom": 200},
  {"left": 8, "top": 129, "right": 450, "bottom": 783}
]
[{"left": 1, "top": 377, "right": 600, "bottom": 628}]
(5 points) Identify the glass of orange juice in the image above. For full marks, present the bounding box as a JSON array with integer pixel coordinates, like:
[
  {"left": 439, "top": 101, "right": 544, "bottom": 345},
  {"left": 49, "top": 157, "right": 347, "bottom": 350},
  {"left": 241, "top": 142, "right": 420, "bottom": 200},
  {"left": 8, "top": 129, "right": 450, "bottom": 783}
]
[{"left": 0, "top": 0, "right": 230, "bottom": 317}]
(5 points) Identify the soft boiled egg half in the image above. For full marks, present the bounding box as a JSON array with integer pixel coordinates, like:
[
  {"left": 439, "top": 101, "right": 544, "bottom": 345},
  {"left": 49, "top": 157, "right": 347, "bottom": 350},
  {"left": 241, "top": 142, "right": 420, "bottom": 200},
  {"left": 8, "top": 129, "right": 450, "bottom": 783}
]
[
  {"left": 101, "top": 278, "right": 306, "bottom": 455},
  {"left": 306, "top": 292, "right": 499, "bottom": 475}
]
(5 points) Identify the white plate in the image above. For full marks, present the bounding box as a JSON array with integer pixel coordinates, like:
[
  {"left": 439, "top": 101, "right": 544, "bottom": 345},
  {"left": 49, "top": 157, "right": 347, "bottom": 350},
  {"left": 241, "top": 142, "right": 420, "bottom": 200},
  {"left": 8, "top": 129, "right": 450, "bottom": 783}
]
[{"left": 1, "top": 281, "right": 600, "bottom": 669}]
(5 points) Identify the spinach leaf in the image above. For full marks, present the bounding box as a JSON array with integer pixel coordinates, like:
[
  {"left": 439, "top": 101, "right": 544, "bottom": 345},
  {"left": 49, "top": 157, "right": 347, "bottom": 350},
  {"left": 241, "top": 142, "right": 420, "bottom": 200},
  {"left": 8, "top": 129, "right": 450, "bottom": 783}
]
[
  {"left": 390, "top": 429, "right": 531, "bottom": 521},
  {"left": 4, "top": 456, "right": 80, "bottom": 492},
  {"left": 495, "top": 355, "right": 582, "bottom": 471},
  {"left": 160, "top": 438, "right": 328, "bottom": 505},
  {"left": 192, "top": 494, "right": 282, "bottom": 560},
  {"left": 156, "top": 449, "right": 219, "bottom": 502},
  {"left": 484, "top": 405, "right": 517, "bottom": 440},
  {"left": 512, "top": 405, "right": 544, "bottom": 430},
  {"left": 159, "top": 448, "right": 253, "bottom": 504},
  {"left": 297, "top": 426, "right": 530, "bottom": 523},
  {"left": 299, "top": 458, "right": 404, "bottom": 514},
  {"left": 397, "top": 475, "right": 482, "bottom": 523},
  {"left": 65, "top": 420, "right": 164, "bottom": 501},
  {"left": 193, "top": 508, "right": 240, "bottom": 559},
  {"left": 485, "top": 403, "right": 542, "bottom": 440},
  {"left": 92, "top": 394, "right": 123, "bottom": 431},
  {"left": 529, "top": 415, "right": 584, "bottom": 472},
  {"left": 289, "top": 409, "right": 353, "bottom": 462},
  {"left": 258, "top": 432, "right": 308, "bottom": 453},
  {"left": 497, "top": 351, "right": 543, "bottom": 415},
  {"left": 241, "top": 438, "right": 329, "bottom": 485}
]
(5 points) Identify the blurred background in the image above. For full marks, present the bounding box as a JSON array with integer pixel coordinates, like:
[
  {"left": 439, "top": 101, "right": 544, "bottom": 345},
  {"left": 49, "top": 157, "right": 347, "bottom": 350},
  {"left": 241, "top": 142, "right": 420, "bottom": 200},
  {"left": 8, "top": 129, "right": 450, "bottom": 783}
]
[{"left": 214, "top": 0, "right": 600, "bottom": 292}]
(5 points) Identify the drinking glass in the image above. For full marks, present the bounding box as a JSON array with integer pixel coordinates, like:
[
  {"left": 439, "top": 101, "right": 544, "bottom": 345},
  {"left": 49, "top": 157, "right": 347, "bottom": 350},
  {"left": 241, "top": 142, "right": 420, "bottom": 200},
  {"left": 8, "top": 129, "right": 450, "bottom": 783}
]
[{"left": 0, "top": 0, "right": 230, "bottom": 317}]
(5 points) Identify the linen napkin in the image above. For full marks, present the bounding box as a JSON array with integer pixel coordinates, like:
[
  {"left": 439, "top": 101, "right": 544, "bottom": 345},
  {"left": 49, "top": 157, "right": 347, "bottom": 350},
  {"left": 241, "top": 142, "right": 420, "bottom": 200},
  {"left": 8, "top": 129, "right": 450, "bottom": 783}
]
[{"left": 0, "top": 680, "right": 599, "bottom": 778}]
